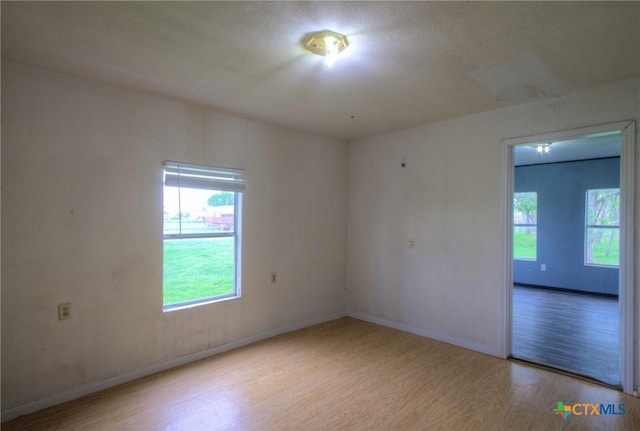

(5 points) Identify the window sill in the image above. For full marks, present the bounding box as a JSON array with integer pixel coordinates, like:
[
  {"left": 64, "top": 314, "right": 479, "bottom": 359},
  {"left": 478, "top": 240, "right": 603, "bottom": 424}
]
[
  {"left": 584, "top": 263, "right": 619, "bottom": 269},
  {"left": 163, "top": 294, "right": 240, "bottom": 313}
]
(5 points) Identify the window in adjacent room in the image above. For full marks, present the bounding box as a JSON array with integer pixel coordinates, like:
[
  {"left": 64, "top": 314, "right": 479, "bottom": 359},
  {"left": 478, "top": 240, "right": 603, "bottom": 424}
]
[
  {"left": 163, "top": 161, "right": 244, "bottom": 310},
  {"left": 513, "top": 191, "right": 537, "bottom": 260},
  {"left": 585, "top": 188, "right": 619, "bottom": 267}
]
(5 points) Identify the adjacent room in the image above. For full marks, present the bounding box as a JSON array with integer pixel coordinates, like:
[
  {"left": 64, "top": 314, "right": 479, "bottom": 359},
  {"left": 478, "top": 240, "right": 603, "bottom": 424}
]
[
  {"left": 511, "top": 133, "right": 622, "bottom": 386},
  {"left": 2, "top": 2, "right": 640, "bottom": 429}
]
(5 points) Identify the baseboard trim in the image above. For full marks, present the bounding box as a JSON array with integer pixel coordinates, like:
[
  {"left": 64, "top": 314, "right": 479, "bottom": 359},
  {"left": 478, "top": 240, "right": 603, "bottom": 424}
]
[
  {"left": 513, "top": 282, "right": 618, "bottom": 299},
  {"left": 348, "top": 310, "right": 499, "bottom": 357},
  {"left": 1, "top": 311, "right": 347, "bottom": 422}
]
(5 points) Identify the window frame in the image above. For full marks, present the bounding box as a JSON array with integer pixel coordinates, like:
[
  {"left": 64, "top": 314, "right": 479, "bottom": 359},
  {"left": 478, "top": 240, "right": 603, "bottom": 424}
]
[
  {"left": 584, "top": 188, "right": 620, "bottom": 268},
  {"left": 162, "top": 161, "right": 244, "bottom": 311},
  {"left": 513, "top": 191, "right": 538, "bottom": 261}
]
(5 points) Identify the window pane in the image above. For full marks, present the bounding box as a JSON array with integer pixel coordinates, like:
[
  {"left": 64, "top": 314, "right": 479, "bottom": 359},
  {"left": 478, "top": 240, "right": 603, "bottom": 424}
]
[
  {"left": 513, "top": 192, "right": 537, "bottom": 224},
  {"left": 514, "top": 226, "right": 537, "bottom": 260},
  {"left": 163, "top": 237, "right": 235, "bottom": 306},
  {"left": 514, "top": 192, "right": 537, "bottom": 260},
  {"left": 586, "top": 227, "right": 619, "bottom": 266},
  {"left": 586, "top": 189, "right": 619, "bottom": 226},
  {"left": 164, "top": 187, "right": 235, "bottom": 235},
  {"left": 202, "top": 191, "right": 235, "bottom": 232}
]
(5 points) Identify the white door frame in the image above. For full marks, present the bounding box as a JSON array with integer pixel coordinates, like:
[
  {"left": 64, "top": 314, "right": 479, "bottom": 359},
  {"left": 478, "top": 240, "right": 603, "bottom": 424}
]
[{"left": 500, "top": 120, "right": 636, "bottom": 394}]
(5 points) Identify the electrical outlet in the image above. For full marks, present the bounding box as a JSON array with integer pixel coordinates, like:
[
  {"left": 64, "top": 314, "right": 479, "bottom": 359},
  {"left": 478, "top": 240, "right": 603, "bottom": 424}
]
[
  {"left": 409, "top": 238, "right": 416, "bottom": 249},
  {"left": 541, "top": 264, "right": 546, "bottom": 271},
  {"left": 58, "top": 303, "right": 71, "bottom": 320},
  {"left": 271, "top": 272, "right": 277, "bottom": 284}
]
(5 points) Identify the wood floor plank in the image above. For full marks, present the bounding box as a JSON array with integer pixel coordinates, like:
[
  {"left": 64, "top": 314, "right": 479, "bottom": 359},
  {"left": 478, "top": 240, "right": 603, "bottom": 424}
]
[
  {"left": 3, "top": 318, "right": 639, "bottom": 430},
  {"left": 512, "top": 286, "right": 619, "bottom": 385}
]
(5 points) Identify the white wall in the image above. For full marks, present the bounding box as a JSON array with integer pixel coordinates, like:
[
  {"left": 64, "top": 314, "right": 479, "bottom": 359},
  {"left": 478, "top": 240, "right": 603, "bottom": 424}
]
[
  {"left": 347, "top": 79, "right": 640, "bottom": 371},
  {"left": 1, "top": 61, "right": 347, "bottom": 414},
  {"left": 2, "top": 58, "right": 639, "bottom": 417}
]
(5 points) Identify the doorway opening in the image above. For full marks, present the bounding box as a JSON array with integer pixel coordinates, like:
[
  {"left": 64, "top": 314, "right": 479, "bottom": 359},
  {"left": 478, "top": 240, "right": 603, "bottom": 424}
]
[{"left": 502, "top": 121, "right": 635, "bottom": 393}]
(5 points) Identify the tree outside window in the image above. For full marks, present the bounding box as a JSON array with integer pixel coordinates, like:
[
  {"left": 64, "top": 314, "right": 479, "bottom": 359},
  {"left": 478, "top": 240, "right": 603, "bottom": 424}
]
[
  {"left": 585, "top": 188, "right": 619, "bottom": 267},
  {"left": 513, "top": 192, "right": 537, "bottom": 260}
]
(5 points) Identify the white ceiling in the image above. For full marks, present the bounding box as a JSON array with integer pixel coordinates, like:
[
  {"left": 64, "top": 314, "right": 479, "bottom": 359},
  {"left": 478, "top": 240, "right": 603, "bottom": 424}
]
[
  {"left": 2, "top": 2, "right": 639, "bottom": 141},
  {"left": 514, "top": 132, "right": 621, "bottom": 166}
]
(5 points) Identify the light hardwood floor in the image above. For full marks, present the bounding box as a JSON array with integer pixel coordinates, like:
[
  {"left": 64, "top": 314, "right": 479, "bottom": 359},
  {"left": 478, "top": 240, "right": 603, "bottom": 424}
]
[{"left": 4, "top": 317, "right": 639, "bottom": 430}]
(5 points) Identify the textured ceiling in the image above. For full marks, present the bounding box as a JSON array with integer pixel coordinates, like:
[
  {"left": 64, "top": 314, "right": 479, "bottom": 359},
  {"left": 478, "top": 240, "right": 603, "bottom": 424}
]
[{"left": 2, "top": 2, "right": 639, "bottom": 141}]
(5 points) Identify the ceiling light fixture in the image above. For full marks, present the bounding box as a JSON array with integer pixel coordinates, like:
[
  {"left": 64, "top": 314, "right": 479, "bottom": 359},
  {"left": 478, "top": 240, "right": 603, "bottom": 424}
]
[
  {"left": 531, "top": 143, "right": 551, "bottom": 154},
  {"left": 301, "top": 30, "right": 349, "bottom": 68}
]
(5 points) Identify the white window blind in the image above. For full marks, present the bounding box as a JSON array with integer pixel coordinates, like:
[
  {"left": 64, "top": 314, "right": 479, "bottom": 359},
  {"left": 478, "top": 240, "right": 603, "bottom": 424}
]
[{"left": 164, "top": 161, "right": 245, "bottom": 192}]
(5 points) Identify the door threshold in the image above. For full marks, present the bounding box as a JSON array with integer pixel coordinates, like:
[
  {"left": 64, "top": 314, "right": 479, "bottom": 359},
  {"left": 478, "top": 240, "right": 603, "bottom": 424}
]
[{"left": 509, "top": 356, "right": 622, "bottom": 391}]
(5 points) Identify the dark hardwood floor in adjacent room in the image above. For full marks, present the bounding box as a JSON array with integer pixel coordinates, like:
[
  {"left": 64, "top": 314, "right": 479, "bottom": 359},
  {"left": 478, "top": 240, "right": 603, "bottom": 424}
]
[
  {"left": 512, "top": 285, "right": 619, "bottom": 386},
  {"left": 4, "top": 317, "right": 639, "bottom": 430}
]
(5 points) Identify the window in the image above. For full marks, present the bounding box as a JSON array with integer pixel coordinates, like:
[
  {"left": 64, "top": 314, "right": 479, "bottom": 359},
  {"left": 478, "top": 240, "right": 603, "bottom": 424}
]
[
  {"left": 163, "top": 161, "right": 244, "bottom": 310},
  {"left": 585, "top": 188, "right": 619, "bottom": 267},
  {"left": 513, "top": 192, "right": 537, "bottom": 260}
]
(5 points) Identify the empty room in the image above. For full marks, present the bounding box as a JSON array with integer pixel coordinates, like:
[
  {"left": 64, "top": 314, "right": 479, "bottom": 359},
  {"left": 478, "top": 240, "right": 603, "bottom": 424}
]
[
  {"left": 512, "top": 138, "right": 623, "bottom": 386},
  {"left": 2, "top": 2, "right": 640, "bottom": 430}
]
